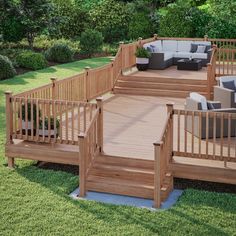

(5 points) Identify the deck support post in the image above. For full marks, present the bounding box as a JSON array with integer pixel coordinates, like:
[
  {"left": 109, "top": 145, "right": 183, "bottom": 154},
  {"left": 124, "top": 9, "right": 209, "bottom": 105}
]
[
  {"left": 5, "top": 91, "right": 14, "bottom": 168},
  {"left": 167, "top": 103, "right": 174, "bottom": 161},
  {"left": 84, "top": 66, "right": 91, "bottom": 101},
  {"left": 153, "top": 142, "right": 162, "bottom": 208},
  {"left": 96, "top": 97, "right": 104, "bottom": 154},
  {"left": 78, "top": 133, "right": 87, "bottom": 197}
]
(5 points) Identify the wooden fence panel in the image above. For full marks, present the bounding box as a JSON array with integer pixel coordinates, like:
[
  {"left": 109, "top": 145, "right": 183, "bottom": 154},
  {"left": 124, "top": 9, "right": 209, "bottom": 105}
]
[{"left": 173, "top": 109, "right": 236, "bottom": 165}]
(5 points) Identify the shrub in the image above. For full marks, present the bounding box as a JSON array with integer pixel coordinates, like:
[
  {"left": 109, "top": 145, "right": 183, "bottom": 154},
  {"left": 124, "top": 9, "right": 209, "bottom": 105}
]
[
  {"left": 45, "top": 44, "right": 74, "bottom": 63},
  {"left": 80, "top": 29, "right": 104, "bottom": 57},
  {"left": 135, "top": 47, "right": 151, "bottom": 58},
  {"left": 0, "top": 55, "right": 16, "bottom": 80},
  {"left": 16, "top": 51, "right": 47, "bottom": 70}
]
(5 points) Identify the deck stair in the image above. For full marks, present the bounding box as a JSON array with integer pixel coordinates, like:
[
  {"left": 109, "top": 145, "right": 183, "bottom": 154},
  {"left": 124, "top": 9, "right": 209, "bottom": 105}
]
[
  {"left": 114, "top": 75, "right": 208, "bottom": 98},
  {"left": 86, "top": 155, "right": 173, "bottom": 202}
]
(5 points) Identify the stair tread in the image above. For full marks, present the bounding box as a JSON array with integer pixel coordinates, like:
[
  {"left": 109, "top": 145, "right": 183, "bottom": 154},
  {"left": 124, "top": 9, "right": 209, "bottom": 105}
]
[
  {"left": 114, "top": 86, "right": 207, "bottom": 93},
  {"left": 92, "top": 162, "right": 154, "bottom": 174},
  {"left": 117, "top": 80, "right": 206, "bottom": 87}
]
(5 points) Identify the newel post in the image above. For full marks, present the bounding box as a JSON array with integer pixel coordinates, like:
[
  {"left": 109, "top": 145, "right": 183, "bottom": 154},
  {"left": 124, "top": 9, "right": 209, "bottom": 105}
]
[
  {"left": 96, "top": 97, "right": 104, "bottom": 153},
  {"left": 138, "top": 37, "right": 143, "bottom": 47},
  {"left": 84, "top": 66, "right": 91, "bottom": 101},
  {"left": 50, "top": 77, "right": 57, "bottom": 100},
  {"left": 154, "top": 34, "right": 158, "bottom": 40},
  {"left": 167, "top": 103, "right": 174, "bottom": 161},
  {"left": 119, "top": 41, "right": 124, "bottom": 69},
  {"left": 78, "top": 133, "right": 87, "bottom": 197},
  {"left": 207, "top": 63, "right": 212, "bottom": 100},
  {"left": 204, "top": 35, "right": 208, "bottom": 41},
  {"left": 110, "top": 58, "right": 115, "bottom": 89},
  {"left": 5, "top": 91, "right": 14, "bottom": 168},
  {"left": 153, "top": 142, "right": 162, "bottom": 208}
]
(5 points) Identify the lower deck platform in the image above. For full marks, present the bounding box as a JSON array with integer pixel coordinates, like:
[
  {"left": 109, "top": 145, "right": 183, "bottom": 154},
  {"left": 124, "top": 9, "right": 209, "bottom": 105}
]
[{"left": 6, "top": 94, "right": 236, "bottom": 185}]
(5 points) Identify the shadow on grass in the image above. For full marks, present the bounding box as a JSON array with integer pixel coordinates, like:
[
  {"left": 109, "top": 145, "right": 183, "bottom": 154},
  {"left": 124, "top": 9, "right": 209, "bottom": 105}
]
[{"left": 15, "top": 164, "right": 236, "bottom": 235}]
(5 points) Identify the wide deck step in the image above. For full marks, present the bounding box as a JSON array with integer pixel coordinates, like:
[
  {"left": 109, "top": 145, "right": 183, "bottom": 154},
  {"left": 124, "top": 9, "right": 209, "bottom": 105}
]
[
  {"left": 116, "top": 80, "right": 207, "bottom": 92},
  {"left": 119, "top": 75, "right": 207, "bottom": 85},
  {"left": 114, "top": 87, "right": 207, "bottom": 98}
]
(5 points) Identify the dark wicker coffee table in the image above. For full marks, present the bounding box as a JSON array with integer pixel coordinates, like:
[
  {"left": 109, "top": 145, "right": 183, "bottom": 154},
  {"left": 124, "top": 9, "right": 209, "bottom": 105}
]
[{"left": 177, "top": 59, "right": 202, "bottom": 71}]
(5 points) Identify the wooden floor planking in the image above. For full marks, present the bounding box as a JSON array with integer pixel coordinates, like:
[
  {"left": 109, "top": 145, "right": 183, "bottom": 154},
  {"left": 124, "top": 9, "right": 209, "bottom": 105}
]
[
  {"left": 128, "top": 66, "right": 207, "bottom": 80},
  {"left": 103, "top": 95, "right": 185, "bottom": 159}
]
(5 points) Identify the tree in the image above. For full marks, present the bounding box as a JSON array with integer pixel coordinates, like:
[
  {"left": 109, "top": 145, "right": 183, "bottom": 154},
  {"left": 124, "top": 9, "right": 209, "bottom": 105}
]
[
  {"left": 89, "top": 0, "right": 132, "bottom": 43},
  {"left": 19, "top": 0, "right": 54, "bottom": 48},
  {"left": 1, "top": 0, "right": 54, "bottom": 48},
  {"left": 51, "top": 0, "right": 89, "bottom": 39}
]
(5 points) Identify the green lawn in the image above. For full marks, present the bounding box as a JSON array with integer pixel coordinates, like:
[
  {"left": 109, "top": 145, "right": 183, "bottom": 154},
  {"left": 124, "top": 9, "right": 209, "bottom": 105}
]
[{"left": 0, "top": 57, "right": 236, "bottom": 235}]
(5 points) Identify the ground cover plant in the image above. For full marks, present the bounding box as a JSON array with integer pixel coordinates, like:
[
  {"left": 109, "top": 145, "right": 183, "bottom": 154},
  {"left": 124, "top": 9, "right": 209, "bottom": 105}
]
[{"left": 0, "top": 57, "right": 235, "bottom": 235}]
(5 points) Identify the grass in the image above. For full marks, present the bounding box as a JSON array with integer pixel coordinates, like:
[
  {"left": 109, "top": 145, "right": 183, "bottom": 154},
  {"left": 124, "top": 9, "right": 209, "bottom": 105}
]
[{"left": 0, "top": 57, "right": 236, "bottom": 235}]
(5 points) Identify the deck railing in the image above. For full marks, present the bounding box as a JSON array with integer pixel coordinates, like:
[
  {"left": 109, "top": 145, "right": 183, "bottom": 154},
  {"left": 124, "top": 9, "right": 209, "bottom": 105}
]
[
  {"left": 215, "top": 48, "right": 236, "bottom": 77},
  {"left": 78, "top": 98, "right": 103, "bottom": 197},
  {"left": 173, "top": 109, "right": 236, "bottom": 166},
  {"left": 5, "top": 92, "right": 97, "bottom": 145},
  {"left": 153, "top": 104, "right": 174, "bottom": 208}
]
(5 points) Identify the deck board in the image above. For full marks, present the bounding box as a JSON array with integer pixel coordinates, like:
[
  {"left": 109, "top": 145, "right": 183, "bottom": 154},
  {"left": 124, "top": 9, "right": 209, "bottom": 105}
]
[{"left": 128, "top": 66, "right": 207, "bottom": 80}]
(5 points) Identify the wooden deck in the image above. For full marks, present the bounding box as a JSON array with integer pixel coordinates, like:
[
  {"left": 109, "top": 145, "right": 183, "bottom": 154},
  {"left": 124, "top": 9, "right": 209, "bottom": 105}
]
[{"left": 103, "top": 94, "right": 185, "bottom": 159}]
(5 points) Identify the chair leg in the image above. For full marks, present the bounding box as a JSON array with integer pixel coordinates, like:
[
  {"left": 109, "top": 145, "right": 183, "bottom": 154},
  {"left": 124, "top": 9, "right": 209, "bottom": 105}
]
[{"left": 7, "top": 157, "right": 15, "bottom": 169}]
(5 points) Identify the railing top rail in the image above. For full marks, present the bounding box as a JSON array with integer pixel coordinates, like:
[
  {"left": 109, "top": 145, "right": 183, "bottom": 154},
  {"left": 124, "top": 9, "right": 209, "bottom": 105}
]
[
  {"left": 173, "top": 108, "right": 236, "bottom": 118},
  {"left": 12, "top": 96, "right": 94, "bottom": 106},
  {"left": 154, "top": 112, "right": 171, "bottom": 145},
  {"left": 13, "top": 83, "right": 52, "bottom": 98},
  {"left": 82, "top": 108, "right": 99, "bottom": 138},
  {"left": 209, "top": 38, "right": 236, "bottom": 42}
]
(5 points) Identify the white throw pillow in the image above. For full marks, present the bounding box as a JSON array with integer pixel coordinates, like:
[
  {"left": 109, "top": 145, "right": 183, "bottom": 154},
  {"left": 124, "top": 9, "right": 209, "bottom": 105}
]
[
  {"left": 196, "top": 45, "right": 206, "bottom": 53},
  {"left": 190, "top": 92, "right": 208, "bottom": 110}
]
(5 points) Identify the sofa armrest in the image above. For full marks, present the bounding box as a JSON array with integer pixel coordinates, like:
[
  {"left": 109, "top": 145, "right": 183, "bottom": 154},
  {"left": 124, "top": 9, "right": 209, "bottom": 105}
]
[
  {"left": 207, "top": 101, "right": 221, "bottom": 109},
  {"left": 214, "top": 86, "right": 235, "bottom": 108},
  {"left": 213, "top": 108, "right": 236, "bottom": 113}
]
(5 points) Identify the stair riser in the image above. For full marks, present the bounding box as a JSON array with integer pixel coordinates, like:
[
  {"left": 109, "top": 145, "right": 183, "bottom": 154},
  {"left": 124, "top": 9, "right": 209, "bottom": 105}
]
[
  {"left": 114, "top": 88, "right": 195, "bottom": 98},
  {"left": 89, "top": 169, "right": 154, "bottom": 184},
  {"left": 97, "top": 155, "right": 154, "bottom": 170},
  {"left": 116, "top": 81, "right": 206, "bottom": 92},
  {"left": 87, "top": 182, "right": 154, "bottom": 199},
  {"left": 120, "top": 76, "right": 207, "bottom": 85}
]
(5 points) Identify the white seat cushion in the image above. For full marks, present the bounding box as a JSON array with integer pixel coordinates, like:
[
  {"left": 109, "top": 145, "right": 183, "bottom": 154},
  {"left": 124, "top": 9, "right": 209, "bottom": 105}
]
[
  {"left": 174, "top": 52, "right": 192, "bottom": 58},
  {"left": 177, "top": 41, "right": 193, "bottom": 52},
  {"left": 190, "top": 92, "right": 208, "bottom": 110},
  {"left": 159, "top": 51, "right": 174, "bottom": 60},
  {"left": 192, "top": 53, "right": 207, "bottom": 59},
  {"left": 162, "top": 40, "right": 177, "bottom": 52}
]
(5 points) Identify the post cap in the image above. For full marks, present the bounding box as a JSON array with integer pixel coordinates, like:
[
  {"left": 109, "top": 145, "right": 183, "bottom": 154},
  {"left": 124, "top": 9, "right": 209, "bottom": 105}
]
[
  {"left": 138, "top": 37, "right": 143, "bottom": 41},
  {"left": 50, "top": 77, "right": 57, "bottom": 81},
  {"left": 167, "top": 102, "right": 174, "bottom": 106},
  {"left": 153, "top": 141, "right": 163, "bottom": 146},
  {"left": 5, "top": 91, "right": 12, "bottom": 95},
  {"left": 96, "top": 96, "right": 103, "bottom": 102},
  {"left": 119, "top": 41, "right": 124, "bottom": 45},
  {"left": 84, "top": 66, "right": 91, "bottom": 70},
  {"left": 110, "top": 58, "right": 115, "bottom": 62},
  {"left": 78, "top": 133, "right": 85, "bottom": 138},
  {"left": 154, "top": 33, "right": 158, "bottom": 37}
]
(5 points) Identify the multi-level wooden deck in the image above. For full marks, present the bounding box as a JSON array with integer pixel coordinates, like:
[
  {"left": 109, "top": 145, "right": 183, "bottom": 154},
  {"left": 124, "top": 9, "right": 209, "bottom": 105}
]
[
  {"left": 114, "top": 66, "right": 209, "bottom": 98},
  {"left": 5, "top": 37, "right": 236, "bottom": 208}
]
